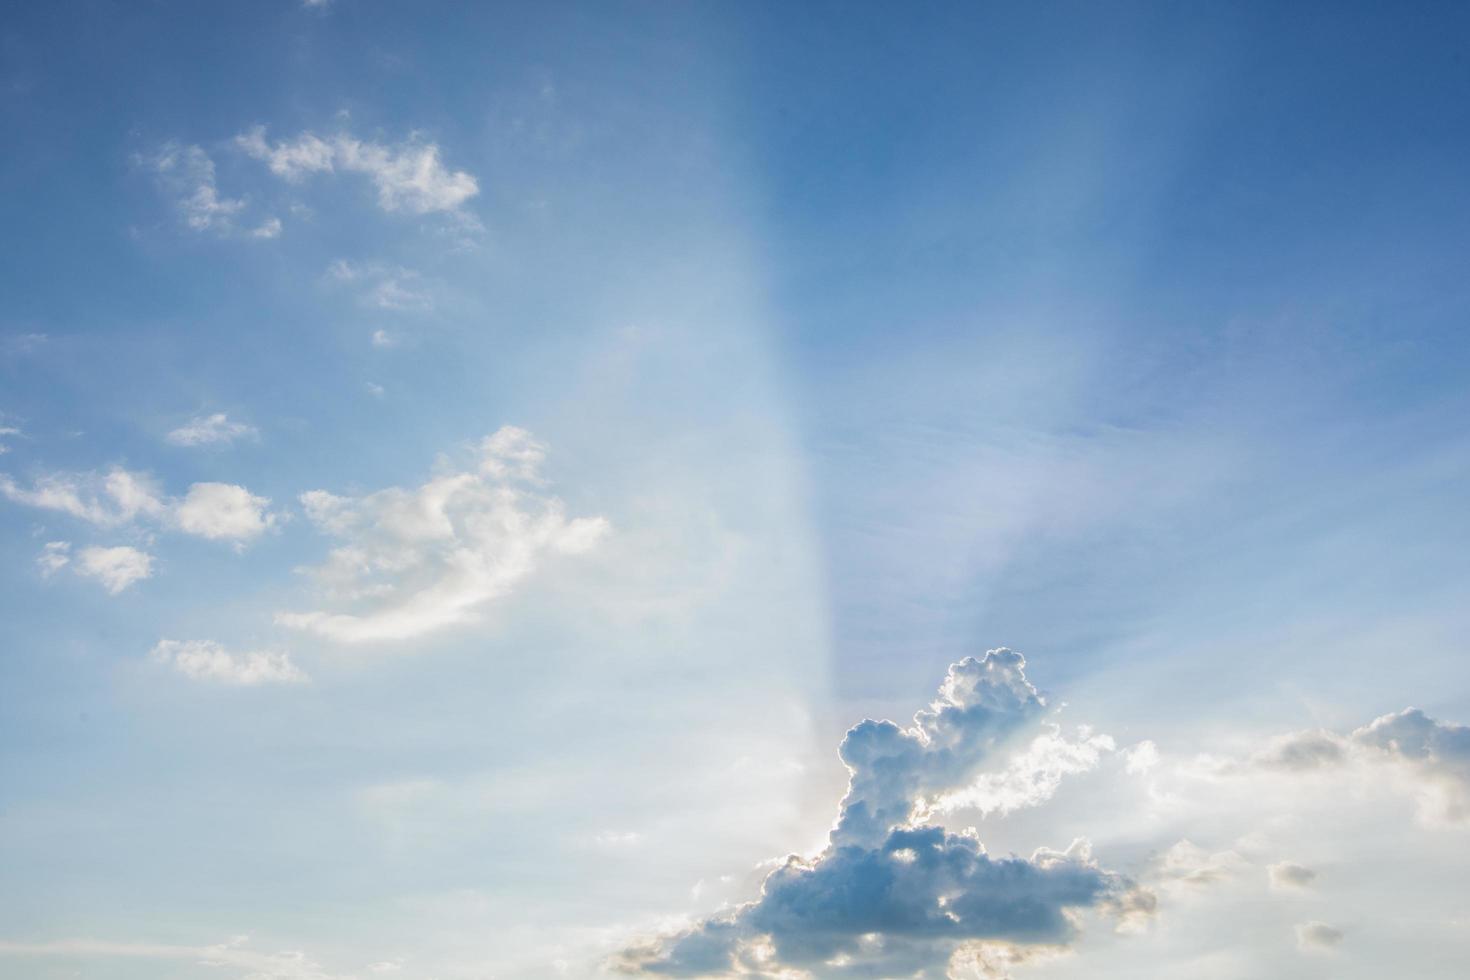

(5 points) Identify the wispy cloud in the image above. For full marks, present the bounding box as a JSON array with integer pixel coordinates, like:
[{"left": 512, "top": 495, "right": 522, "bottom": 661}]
[
  {"left": 238, "top": 125, "right": 478, "bottom": 215},
  {"left": 166, "top": 412, "right": 259, "bottom": 448},
  {"left": 150, "top": 639, "right": 307, "bottom": 685},
  {"left": 278, "top": 426, "right": 608, "bottom": 643},
  {"left": 1, "top": 467, "right": 276, "bottom": 543}
]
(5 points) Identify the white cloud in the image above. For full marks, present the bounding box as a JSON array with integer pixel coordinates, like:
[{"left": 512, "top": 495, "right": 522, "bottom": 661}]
[
  {"left": 1295, "top": 921, "right": 1343, "bottom": 951},
  {"left": 371, "top": 329, "right": 395, "bottom": 348},
  {"left": 174, "top": 482, "right": 276, "bottom": 541},
  {"left": 76, "top": 545, "right": 154, "bottom": 594},
  {"left": 251, "top": 216, "right": 283, "bottom": 239},
  {"left": 325, "top": 260, "right": 433, "bottom": 313},
  {"left": 150, "top": 639, "right": 307, "bottom": 685},
  {"left": 0, "top": 422, "right": 20, "bottom": 453},
  {"left": 36, "top": 540, "right": 70, "bottom": 576},
  {"left": 166, "top": 412, "right": 258, "bottom": 447},
  {"left": 143, "top": 142, "right": 246, "bottom": 233},
  {"left": 278, "top": 426, "right": 608, "bottom": 643},
  {"left": 2, "top": 467, "right": 276, "bottom": 544},
  {"left": 238, "top": 126, "right": 479, "bottom": 214}
]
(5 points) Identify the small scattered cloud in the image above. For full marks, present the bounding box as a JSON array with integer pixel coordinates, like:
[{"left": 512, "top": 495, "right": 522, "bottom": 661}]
[
  {"left": 278, "top": 426, "right": 607, "bottom": 643},
  {"left": 1295, "top": 921, "right": 1343, "bottom": 951},
  {"left": 1268, "top": 861, "right": 1317, "bottom": 890},
  {"left": 150, "top": 639, "right": 307, "bottom": 685},
  {"left": 251, "top": 215, "right": 283, "bottom": 239},
  {"left": 238, "top": 126, "right": 478, "bottom": 215},
  {"left": 325, "top": 260, "right": 433, "bottom": 313},
  {"left": 142, "top": 141, "right": 245, "bottom": 233},
  {"left": 371, "top": 329, "right": 395, "bottom": 348},
  {"left": 2, "top": 467, "right": 277, "bottom": 544},
  {"left": 166, "top": 412, "right": 258, "bottom": 448},
  {"left": 174, "top": 482, "right": 276, "bottom": 541},
  {"left": 75, "top": 545, "right": 154, "bottom": 594},
  {"left": 1151, "top": 840, "right": 1246, "bottom": 888},
  {"left": 36, "top": 540, "right": 71, "bottom": 577}
]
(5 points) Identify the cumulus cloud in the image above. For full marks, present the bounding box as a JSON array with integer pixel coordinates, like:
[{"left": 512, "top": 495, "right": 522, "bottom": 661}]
[
  {"left": 1, "top": 467, "right": 276, "bottom": 543},
  {"left": 1295, "top": 921, "right": 1343, "bottom": 951},
  {"left": 237, "top": 126, "right": 478, "bottom": 214},
  {"left": 150, "top": 639, "right": 307, "bottom": 685},
  {"left": 36, "top": 540, "right": 71, "bottom": 576},
  {"left": 1151, "top": 840, "right": 1246, "bottom": 888},
  {"left": 0, "top": 422, "right": 20, "bottom": 453},
  {"left": 615, "top": 650, "right": 1152, "bottom": 978},
  {"left": 277, "top": 426, "right": 608, "bottom": 643},
  {"left": 75, "top": 545, "right": 154, "bottom": 593},
  {"left": 1267, "top": 861, "right": 1316, "bottom": 890},
  {"left": 166, "top": 412, "right": 258, "bottom": 447},
  {"left": 174, "top": 482, "right": 276, "bottom": 541},
  {"left": 1253, "top": 708, "right": 1470, "bottom": 824}
]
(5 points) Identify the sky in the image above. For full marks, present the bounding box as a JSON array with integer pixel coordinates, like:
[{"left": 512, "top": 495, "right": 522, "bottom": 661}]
[{"left": 2, "top": 2, "right": 1470, "bottom": 978}]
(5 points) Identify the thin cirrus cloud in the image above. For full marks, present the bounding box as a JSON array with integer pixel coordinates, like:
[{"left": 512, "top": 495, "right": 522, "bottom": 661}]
[
  {"left": 0, "top": 467, "right": 276, "bottom": 543},
  {"left": 326, "top": 260, "right": 433, "bottom": 313},
  {"left": 166, "top": 412, "right": 258, "bottom": 448},
  {"left": 150, "top": 639, "right": 307, "bottom": 686},
  {"left": 615, "top": 649, "right": 1154, "bottom": 978},
  {"left": 140, "top": 141, "right": 279, "bottom": 239},
  {"left": 236, "top": 125, "right": 479, "bottom": 215},
  {"left": 277, "top": 426, "right": 608, "bottom": 643}
]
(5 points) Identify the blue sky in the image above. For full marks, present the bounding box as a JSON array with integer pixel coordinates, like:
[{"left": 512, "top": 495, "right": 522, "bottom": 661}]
[{"left": 3, "top": 2, "right": 1470, "bottom": 978}]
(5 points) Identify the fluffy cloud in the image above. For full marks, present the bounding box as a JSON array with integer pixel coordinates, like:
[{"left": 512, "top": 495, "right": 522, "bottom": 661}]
[
  {"left": 278, "top": 426, "right": 608, "bottom": 643},
  {"left": 237, "top": 126, "right": 478, "bottom": 214},
  {"left": 166, "top": 412, "right": 258, "bottom": 447},
  {"left": 1, "top": 467, "right": 276, "bottom": 543},
  {"left": 36, "top": 540, "right": 71, "bottom": 576},
  {"left": 1295, "top": 921, "right": 1343, "bottom": 951},
  {"left": 616, "top": 650, "right": 1152, "bottom": 978},
  {"left": 1253, "top": 708, "right": 1470, "bottom": 824},
  {"left": 150, "top": 639, "right": 307, "bottom": 685},
  {"left": 174, "top": 482, "right": 276, "bottom": 541},
  {"left": 76, "top": 545, "right": 154, "bottom": 593},
  {"left": 326, "top": 260, "right": 433, "bottom": 312},
  {"left": 1267, "top": 861, "right": 1316, "bottom": 890}
]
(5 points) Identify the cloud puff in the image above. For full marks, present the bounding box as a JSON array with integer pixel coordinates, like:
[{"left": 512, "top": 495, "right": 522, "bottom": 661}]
[
  {"left": 1, "top": 467, "right": 277, "bottom": 544},
  {"left": 1295, "top": 921, "right": 1343, "bottom": 951},
  {"left": 1151, "top": 840, "right": 1246, "bottom": 888},
  {"left": 174, "top": 482, "right": 276, "bottom": 541},
  {"left": 1254, "top": 708, "right": 1470, "bottom": 824},
  {"left": 616, "top": 650, "right": 1151, "bottom": 978},
  {"left": 36, "top": 540, "right": 71, "bottom": 577},
  {"left": 237, "top": 126, "right": 478, "bottom": 215},
  {"left": 326, "top": 260, "right": 433, "bottom": 312},
  {"left": 150, "top": 639, "right": 306, "bottom": 686},
  {"left": 277, "top": 426, "right": 608, "bottom": 643},
  {"left": 166, "top": 412, "right": 258, "bottom": 448},
  {"left": 75, "top": 545, "right": 154, "bottom": 594},
  {"left": 1267, "top": 861, "right": 1316, "bottom": 890},
  {"left": 0, "top": 422, "right": 21, "bottom": 453}
]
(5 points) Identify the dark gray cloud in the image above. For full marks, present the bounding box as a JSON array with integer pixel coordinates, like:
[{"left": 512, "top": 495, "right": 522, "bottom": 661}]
[{"left": 616, "top": 649, "right": 1151, "bottom": 978}]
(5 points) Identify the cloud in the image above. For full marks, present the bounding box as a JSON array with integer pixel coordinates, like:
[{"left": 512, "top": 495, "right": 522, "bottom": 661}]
[
  {"left": 1151, "top": 840, "right": 1246, "bottom": 888},
  {"left": 615, "top": 650, "right": 1152, "bottom": 978},
  {"left": 1, "top": 467, "right": 276, "bottom": 543},
  {"left": 166, "top": 412, "right": 259, "bottom": 447},
  {"left": 0, "top": 936, "right": 345, "bottom": 978},
  {"left": 238, "top": 126, "right": 478, "bottom": 215},
  {"left": 75, "top": 545, "right": 154, "bottom": 593},
  {"left": 1295, "top": 921, "right": 1343, "bottom": 951},
  {"left": 142, "top": 142, "right": 247, "bottom": 234},
  {"left": 174, "top": 483, "right": 276, "bottom": 541},
  {"left": 1267, "top": 861, "right": 1316, "bottom": 890},
  {"left": 0, "top": 422, "right": 20, "bottom": 453},
  {"left": 326, "top": 260, "right": 433, "bottom": 312},
  {"left": 278, "top": 426, "right": 608, "bottom": 643},
  {"left": 251, "top": 216, "right": 283, "bottom": 239},
  {"left": 36, "top": 540, "right": 70, "bottom": 576},
  {"left": 1252, "top": 708, "right": 1470, "bottom": 824},
  {"left": 150, "top": 639, "right": 307, "bottom": 685}
]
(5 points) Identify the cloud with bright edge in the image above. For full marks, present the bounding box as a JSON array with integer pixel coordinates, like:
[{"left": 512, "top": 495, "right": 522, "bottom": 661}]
[
  {"left": 614, "top": 649, "right": 1153, "bottom": 979},
  {"left": 166, "top": 412, "right": 258, "bottom": 447},
  {"left": 237, "top": 125, "right": 479, "bottom": 215},
  {"left": 0, "top": 467, "right": 276, "bottom": 543},
  {"left": 75, "top": 545, "right": 154, "bottom": 593},
  {"left": 150, "top": 639, "right": 306, "bottom": 686},
  {"left": 277, "top": 426, "right": 608, "bottom": 643},
  {"left": 142, "top": 142, "right": 279, "bottom": 239}
]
